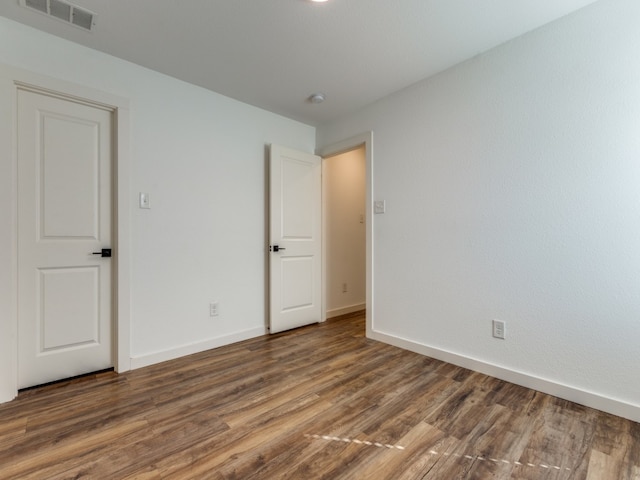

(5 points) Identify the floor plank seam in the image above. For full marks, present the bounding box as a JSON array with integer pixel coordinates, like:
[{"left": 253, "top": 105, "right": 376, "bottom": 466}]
[
  {"left": 305, "top": 432, "right": 573, "bottom": 474},
  {"left": 304, "top": 433, "right": 406, "bottom": 450}
]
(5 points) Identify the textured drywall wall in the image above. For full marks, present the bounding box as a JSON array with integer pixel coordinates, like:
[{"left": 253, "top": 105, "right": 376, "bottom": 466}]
[
  {"left": 318, "top": 0, "right": 640, "bottom": 416},
  {"left": 0, "top": 17, "right": 315, "bottom": 400}
]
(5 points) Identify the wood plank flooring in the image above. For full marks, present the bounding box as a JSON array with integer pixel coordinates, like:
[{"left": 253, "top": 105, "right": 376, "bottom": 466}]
[{"left": 1, "top": 312, "right": 639, "bottom": 479}]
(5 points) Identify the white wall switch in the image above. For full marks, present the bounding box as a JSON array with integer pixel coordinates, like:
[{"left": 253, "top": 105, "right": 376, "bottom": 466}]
[
  {"left": 493, "top": 319, "right": 506, "bottom": 339},
  {"left": 374, "top": 200, "right": 386, "bottom": 214},
  {"left": 139, "top": 192, "right": 150, "bottom": 209}
]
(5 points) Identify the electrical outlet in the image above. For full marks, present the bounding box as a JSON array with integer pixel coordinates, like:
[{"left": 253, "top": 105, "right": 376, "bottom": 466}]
[
  {"left": 342, "top": 283, "right": 348, "bottom": 293},
  {"left": 209, "top": 302, "right": 219, "bottom": 317},
  {"left": 492, "top": 320, "right": 505, "bottom": 339}
]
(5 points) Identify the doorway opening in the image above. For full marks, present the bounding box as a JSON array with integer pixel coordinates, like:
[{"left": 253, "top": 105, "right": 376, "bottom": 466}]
[
  {"left": 319, "top": 132, "right": 373, "bottom": 337},
  {"left": 323, "top": 146, "right": 366, "bottom": 321}
]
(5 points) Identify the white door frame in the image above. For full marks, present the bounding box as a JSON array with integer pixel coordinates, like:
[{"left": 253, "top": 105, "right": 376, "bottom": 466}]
[
  {"left": 0, "top": 65, "right": 131, "bottom": 402},
  {"left": 317, "top": 132, "right": 374, "bottom": 337}
]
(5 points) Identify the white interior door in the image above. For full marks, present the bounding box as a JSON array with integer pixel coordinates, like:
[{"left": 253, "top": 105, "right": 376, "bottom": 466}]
[
  {"left": 269, "top": 144, "right": 322, "bottom": 334},
  {"left": 17, "top": 87, "right": 113, "bottom": 389}
]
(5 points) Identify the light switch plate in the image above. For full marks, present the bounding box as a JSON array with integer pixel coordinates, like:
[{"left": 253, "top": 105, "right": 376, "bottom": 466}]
[
  {"left": 139, "top": 192, "right": 150, "bottom": 209},
  {"left": 374, "top": 200, "right": 386, "bottom": 214}
]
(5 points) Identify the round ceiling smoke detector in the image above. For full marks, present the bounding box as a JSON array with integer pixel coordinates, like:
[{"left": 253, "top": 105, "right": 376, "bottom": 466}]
[{"left": 309, "top": 93, "right": 326, "bottom": 104}]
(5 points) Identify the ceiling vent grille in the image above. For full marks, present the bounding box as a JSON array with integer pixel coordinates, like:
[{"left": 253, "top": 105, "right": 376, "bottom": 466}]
[{"left": 20, "top": 0, "right": 97, "bottom": 31}]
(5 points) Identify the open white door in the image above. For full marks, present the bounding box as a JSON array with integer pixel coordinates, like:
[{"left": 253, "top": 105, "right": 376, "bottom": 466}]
[
  {"left": 17, "top": 87, "right": 113, "bottom": 389},
  {"left": 269, "top": 144, "right": 322, "bottom": 334}
]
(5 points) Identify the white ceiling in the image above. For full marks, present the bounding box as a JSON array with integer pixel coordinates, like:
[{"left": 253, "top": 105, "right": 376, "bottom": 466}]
[{"left": 0, "top": 0, "right": 599, "bottom": 126}]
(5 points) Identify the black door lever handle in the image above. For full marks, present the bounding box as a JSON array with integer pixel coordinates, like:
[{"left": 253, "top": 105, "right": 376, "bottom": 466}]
[{"left": 91, "top": 248, "right": 112, "bottom": 258}]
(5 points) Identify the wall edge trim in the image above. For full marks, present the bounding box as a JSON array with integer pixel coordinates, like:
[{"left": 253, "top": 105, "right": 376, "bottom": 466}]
[
  {"left": 327, "top": 303, "right": 366, "bottom": 319},
  {"left": 370, "top": 329, "right": 640, "bottom": 423},
  {"left": 130, "top": 326, "right": 267, "bottom": 370}
]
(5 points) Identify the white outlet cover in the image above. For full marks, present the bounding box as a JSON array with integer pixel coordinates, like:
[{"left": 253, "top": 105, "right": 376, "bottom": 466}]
[
  {"left": 374, "top": 200, "right": 386, "bottom": 214},
  {"left": 492, "top": 319, "right": 506, "bottom": 339}
]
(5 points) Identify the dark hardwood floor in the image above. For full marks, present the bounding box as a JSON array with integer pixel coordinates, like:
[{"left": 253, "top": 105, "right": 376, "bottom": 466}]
[{"left": 1, "top": 312, "right": 639, "bottom": 479}]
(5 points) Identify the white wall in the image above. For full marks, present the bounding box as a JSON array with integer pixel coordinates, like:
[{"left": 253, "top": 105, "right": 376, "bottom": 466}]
[
  {"left": 0, "top": 17, "right": 315, "bottom": 400},
  {"left": 325, "top": 147, "right": 366, "bottom": 317},
  {"left": 318, "top": 0, "right": 640, "bottom": 421}
]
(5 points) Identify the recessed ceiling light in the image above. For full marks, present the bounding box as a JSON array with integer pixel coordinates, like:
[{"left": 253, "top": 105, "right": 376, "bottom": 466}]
[{"left": 310, "top": 0, "right": 329, "bottom": 3}]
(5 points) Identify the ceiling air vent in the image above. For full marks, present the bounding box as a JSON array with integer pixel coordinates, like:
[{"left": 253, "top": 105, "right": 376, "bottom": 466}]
[{"left": 20, "top": 0, "right": 97, "bottom": 31}]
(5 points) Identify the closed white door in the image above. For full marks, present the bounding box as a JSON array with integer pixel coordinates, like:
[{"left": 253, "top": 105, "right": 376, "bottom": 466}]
[
  {"left": 17, "top": 88, "right": 113, "bottom": 389},
  {"left": 269, "top": 144, "right": 322, "bottom": 334}
]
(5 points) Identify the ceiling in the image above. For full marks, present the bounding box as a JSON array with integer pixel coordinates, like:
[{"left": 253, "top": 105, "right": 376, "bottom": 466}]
[{"left": 0, "top": 0, "right": 600, "bottom": 126}]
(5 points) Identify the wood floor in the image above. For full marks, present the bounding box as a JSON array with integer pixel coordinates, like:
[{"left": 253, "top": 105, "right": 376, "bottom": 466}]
[{"left": 1, "top": 313, "right": 639, "bottom": 479}]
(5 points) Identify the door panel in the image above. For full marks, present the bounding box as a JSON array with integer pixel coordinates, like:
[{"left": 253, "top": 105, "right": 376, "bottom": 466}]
[
  {"left": 40, "top": 267, "right": 100, "bottom": 351},
  {"left": 41, "top": 112, "right": 100, "bottom": 239},
  {"left": 269, "top": 145, "right": 321, "bottom": 334},
  {"left": 281, "top": 256, "right": 314, "bottom": 310},
  {"left": 18, "top": 88, "right": 113, "bottom": 389},
  {"left": 281, "top": 159, "right": 315, "bottom": 238}
]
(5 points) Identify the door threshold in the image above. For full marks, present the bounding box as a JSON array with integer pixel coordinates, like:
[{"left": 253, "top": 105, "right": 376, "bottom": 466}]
[{"left": 18, "top": 368, "right": 116, "bottom": 394}]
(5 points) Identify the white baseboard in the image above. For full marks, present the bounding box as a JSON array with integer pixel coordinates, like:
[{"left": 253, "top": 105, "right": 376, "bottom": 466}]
[
  {"left": 327, "top": 303, "right": 366, "bottom": 319},
  {"left": 370, "top": 329, "right": 640, "bottom": 424},
  {"left": 130, "top": 326, "right": 267, "bottom": 370}
]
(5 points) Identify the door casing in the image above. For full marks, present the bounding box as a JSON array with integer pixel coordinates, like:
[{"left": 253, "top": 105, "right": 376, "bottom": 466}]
[{"left": 0, "top": 65, "right": 131, "bottom": 402}]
